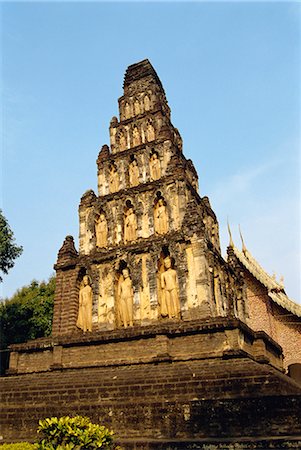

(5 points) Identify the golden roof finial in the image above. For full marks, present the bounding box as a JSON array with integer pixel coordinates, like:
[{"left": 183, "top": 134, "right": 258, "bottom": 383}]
[
  {"left": 279, "top": 275, "right": 285, "bottom": 287},
  {"left": 227, "top": 219, "right": 234, "bottom": 248},
  {"left": 239, "top": 225, "right": 247, "bottom": 254}
]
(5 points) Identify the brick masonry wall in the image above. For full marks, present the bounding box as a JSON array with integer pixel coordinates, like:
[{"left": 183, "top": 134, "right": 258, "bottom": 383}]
[
  {"left": 271, "top": 302, "right": 301, "bottom": 369},
  {"left": 244, "top": 272, "right": 301, "bottom": 370},
  {"left": 1, "top": 356, "right": 301, "bottom": 444},
  {"left": 245, "top": 272, "right": 275, "bottom": 337},
  {"left": 7, "top": 319, "right": 284, "bottom": 374},
  {"left": 52, "top": 266, "right": 80, "bottom": 336}
]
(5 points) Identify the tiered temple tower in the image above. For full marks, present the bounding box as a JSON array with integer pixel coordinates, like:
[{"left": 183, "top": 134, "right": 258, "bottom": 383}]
[
  {"left": 52, "top": 59, "right": 246, "bottom": 336},
  {"left": 2, "top": 60, "right": 300, "bottom": 448}
]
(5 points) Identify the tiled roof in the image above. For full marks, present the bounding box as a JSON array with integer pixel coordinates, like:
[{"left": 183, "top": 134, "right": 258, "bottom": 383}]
[{"left": 231, "top": 245, "right": 301, "bottom": 318}]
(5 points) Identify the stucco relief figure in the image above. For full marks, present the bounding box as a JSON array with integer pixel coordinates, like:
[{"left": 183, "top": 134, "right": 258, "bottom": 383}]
[
  {"left": 133, "top": 127, "right": 141, "bottom": 146},
  {"left": 125, "top": 102, "right": 131, "bottom": 119},
  {"left": 146, "top": 123, "right": 155, "bottom": 142},
  {"left": 236, "top": 288, "right": 245, "bottom": 321},
  {"left": 117, "top": 268, "right": 134, "bottom": 328},
  {"left": 161, "top": 256, "right": 180, "bottom": 319},
  {"left": 134, "top": 99, "right": 140, "bottom": 115},
  {"left": 129, "top": 159, "right": 140, "bottom": 187},
  {"left": 124, "top": 207, "right": 137, "bottom": 243},
  {"left": 149, "top": 153, "right": 161, "bottom": 180},
  {"left": 154, "top": 198, "right": 168, "bottom": 234},
  {"left": 214, "top": 269, "right": 223, "bottom": 315},
  {"left": 211, "top": 223, "right": 220, "bottom": 250},
  {"left": 76, "top": 275, "right": 93, "bottom": 332},
  {"left": 144, "top": 95, "right": 150, "bottom": 111},
  {"left": 156, "top": 255, "right": 166, "bottom": 316},
  {"left": 109, "top": 165, "right": 119, "bottom": 193},
  {"left": 139, "top": 255, "right": 151, "bottom": 320},
  {"left": 95, "top": 213, "right": 108, "bottom": 248},
  {"left": 119, "top": 132, "right": 127, "bottom": 151},
  {"left": 83, "top": 208, "right": 93, "bottom": 254}
]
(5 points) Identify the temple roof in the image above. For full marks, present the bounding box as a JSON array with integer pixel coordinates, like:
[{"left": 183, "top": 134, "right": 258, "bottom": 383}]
[{"left": 229, "top": 238, "right": 301, "bottom": 318}]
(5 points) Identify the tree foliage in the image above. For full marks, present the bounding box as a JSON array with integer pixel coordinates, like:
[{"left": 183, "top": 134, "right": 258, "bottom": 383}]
[
  {"left": 0, "top": 210, "right": 23, "bottom": 282},
  {"left": 0, "top": 276, "right": 55, "bottom": 350},
  {"left": 36, "top": 416, "right": 118, "bottom": 450}
]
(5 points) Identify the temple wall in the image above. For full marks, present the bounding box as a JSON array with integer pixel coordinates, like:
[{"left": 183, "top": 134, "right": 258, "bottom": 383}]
[
  {"left": 81, "top": 180, "right": 191, "bottom": 256},
  {"left": 2, "top": 349, "right": 300, "bottom": 445},
  {"left": 244, "top": 272, "right": 301, "bottom": 370},
  {"left": 271, "top": 303, "right": 301, "bottom": 369},
  {"left": 244, "top": 272, "right": 275, "bottom": 337},
  {"left": 98, "top": 140, "right": 174, "bottom": 197},
  {"left": 52, "top": 266, "right": 81, "bottom": 336},
  {"left": 7, "top": 320, "right": 284, "bottom": 375}
]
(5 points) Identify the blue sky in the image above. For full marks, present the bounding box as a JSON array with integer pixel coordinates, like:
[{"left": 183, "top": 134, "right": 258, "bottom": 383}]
[{"left": 1, "top": 2, "right": 300, "bottom": 302}]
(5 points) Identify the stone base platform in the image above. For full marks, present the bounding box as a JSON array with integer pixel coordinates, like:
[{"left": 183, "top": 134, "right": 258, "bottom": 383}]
[{"left": 1, "top": 318, "right": 301, "bottom": 446}]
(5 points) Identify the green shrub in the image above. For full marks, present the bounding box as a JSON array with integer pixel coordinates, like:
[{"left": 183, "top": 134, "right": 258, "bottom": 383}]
[
  {"left": 0, "top": 444, "right": 35, "bottom": 450},
  {"left": 35, "top": 416, "right": 116, "bottom": 450}
]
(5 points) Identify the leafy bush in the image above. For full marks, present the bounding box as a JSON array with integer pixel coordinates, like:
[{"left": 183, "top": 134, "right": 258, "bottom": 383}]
[
  {"left": 0, "top": 444, "right": 35, "bottom": 450},
  {"left": 36, "top": 416, "right": 116, "bottom": 450}
]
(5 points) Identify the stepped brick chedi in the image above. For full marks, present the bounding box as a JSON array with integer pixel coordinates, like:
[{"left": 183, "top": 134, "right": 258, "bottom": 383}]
[
  {"left": 1, "top": 59, "right": 301, "bottom": 449},
  {"left": 52, "top": 59, "right": 245, "bottom": 336}
]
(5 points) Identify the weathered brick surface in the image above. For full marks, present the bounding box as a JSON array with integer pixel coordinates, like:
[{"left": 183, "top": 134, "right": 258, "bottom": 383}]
[
  {"left": 7, "top": 318, "right": 284, "bottom": 374},
  {"left": 245, "top": 272, "right": 301, "bottom": 369},
  {"left": 52, "top": 264, "right": 81, "bottom": 337},
  {"left": 1, "top": 355, "right": 301, "bottom": 444},
  {"left": 2, "top": 320, "right": 301, "bottom": 444},
  {"left": 112, "top": 438, "right": 301, "bottom": 450}
]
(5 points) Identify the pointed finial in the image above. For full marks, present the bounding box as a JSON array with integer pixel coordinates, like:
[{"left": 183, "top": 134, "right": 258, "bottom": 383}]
[
  {"left": 280, "top": 275, "right": 284, "bottom": 287},
  {"left": 272, "top": 271, "right": 276, "bottom": 280},
  {"left": 239, "top": 225, "right": 247, "bottom": 254},
  {"left": 227, "top": 219, "right": 234, "bottom": 248}
]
